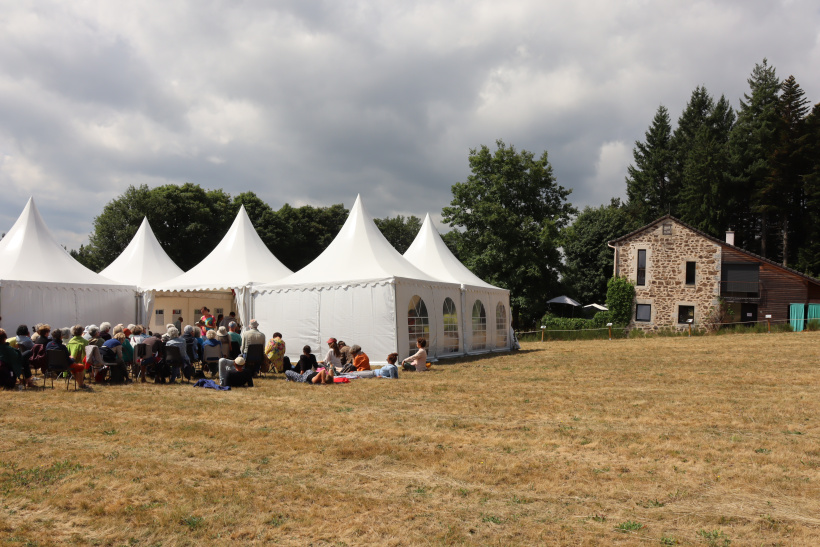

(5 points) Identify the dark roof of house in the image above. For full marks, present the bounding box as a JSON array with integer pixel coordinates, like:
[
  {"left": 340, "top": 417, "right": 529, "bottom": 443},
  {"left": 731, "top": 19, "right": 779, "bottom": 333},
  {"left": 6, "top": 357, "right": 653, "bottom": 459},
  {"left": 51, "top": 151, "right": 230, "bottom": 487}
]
[{"left": 608, "top": 214, "right": 820, "bottom": 287}]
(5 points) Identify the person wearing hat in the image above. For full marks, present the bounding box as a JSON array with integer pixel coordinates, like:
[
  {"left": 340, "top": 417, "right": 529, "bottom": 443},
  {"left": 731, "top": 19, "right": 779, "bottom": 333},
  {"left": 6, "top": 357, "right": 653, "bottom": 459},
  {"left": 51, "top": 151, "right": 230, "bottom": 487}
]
[
  {"left": 216, "top": 326, "right": 231, "bottom": 358},
  {"left": 349, "top": 344, "right": 370, "bottom": 372},
  {"left": 320, "top": 338, "right": 342, "bottom": 372},
  {"left": 240, "top": 319, "right": 266, "bottom": 355},
  {"left": 221, "top": 356, "right": 254, "bottom": 387}
]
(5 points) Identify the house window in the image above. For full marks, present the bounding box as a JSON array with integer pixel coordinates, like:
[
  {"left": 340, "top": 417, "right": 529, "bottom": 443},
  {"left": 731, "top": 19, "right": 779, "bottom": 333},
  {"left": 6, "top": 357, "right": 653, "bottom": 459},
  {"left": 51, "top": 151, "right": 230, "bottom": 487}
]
[
  {"left": 442, "top": 298, "right": 459, "bottom": 354},
  {"left": 637, "top": 250, "right": 646, "bottom": 286},
  {"left": 678, "top": 305, "right": 695, "bottom": 324},
  {"left": 496, "top": 302, "right": 507, "bottom": 348},
  {"left": 408, "top": 296, "right": 430, "bottom": 354},
  {"left": 635, "top": 304, "right": 651, "bottom": 322},
  {"left": 663, "top": 224, "right": 672, "bottom": 235},
  {"left": 471, "top": 300, "right": 487, "bottom": 350},
  {"left": 685, "top": 262, "right": 696, "bottom": 285}
]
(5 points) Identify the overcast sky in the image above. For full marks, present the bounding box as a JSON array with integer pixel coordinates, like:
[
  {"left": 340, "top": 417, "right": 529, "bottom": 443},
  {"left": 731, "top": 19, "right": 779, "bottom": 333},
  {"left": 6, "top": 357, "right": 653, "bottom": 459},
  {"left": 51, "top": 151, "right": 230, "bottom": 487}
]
[{"left": 1, "top": 1, "right": 819, "bottom": 251}]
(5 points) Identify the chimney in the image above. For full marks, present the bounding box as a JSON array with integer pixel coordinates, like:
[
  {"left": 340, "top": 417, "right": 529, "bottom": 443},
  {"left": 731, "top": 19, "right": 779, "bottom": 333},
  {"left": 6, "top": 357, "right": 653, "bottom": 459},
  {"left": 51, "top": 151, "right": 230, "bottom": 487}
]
[{"left": 725, "top": 230, "right": 735, "bottom": 246}]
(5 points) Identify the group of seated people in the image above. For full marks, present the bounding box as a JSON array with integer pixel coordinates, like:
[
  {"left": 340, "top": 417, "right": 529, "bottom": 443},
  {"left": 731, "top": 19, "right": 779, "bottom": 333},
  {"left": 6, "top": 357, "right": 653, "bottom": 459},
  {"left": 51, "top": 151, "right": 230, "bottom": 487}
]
[
  {"left": 281, "top": 336, "right": 429, "bottom": 384},
  {"left": 0, "top": 314, "right": 430, "bottom": 390}
]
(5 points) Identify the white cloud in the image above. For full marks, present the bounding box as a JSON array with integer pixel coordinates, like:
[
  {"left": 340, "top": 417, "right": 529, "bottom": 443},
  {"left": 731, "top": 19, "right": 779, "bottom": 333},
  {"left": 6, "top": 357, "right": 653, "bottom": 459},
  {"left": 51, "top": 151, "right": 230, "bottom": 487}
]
[{"left": 0, "top": 0, "right": 818, "bottom": 247}]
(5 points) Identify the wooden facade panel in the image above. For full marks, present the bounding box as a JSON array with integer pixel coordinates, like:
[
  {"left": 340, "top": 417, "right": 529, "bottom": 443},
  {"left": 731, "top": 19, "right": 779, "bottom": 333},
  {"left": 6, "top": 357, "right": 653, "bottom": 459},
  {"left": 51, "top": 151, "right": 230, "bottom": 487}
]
[
  {"left": 722, "top": 247, "right": 760, "bottom": 264},
  {"left": 758, "top": 264, "right": 810, "bottom": 322}
]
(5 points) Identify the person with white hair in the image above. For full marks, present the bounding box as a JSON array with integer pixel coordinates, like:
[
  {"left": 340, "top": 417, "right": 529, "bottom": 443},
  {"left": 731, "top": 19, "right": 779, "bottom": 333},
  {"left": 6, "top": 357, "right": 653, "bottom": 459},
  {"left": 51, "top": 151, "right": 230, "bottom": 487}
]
[
  {"left": 165, "top": 326, "right": 191, "bottom": 383},
  {"left": 240, "top": 319, "right": 265, "bottom": 355},
  {"left": 99, "top": 322, "right": 112, "bottom": 341}
]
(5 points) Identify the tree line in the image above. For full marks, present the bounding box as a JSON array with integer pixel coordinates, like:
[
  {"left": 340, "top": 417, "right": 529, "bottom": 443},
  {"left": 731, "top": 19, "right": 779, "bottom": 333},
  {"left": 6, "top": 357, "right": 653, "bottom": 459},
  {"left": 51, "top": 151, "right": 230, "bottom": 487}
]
[{"left": 70, "top": 59, "right": 819, "bottom": 330}]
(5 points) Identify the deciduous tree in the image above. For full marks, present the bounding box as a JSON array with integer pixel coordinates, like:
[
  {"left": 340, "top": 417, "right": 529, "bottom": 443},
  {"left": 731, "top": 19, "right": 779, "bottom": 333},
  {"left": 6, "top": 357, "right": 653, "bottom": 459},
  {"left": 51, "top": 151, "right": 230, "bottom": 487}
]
[{"left": 442, "top": 140, "right": 575, "bottom": 328}]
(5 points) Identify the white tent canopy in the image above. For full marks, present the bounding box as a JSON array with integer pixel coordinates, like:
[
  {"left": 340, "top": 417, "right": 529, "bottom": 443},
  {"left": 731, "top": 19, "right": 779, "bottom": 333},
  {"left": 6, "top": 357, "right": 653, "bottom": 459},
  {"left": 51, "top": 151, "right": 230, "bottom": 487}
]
[
  {"left": 403, "top": 214, "right": 511, "bottom": 354},
  {"left": 0, "top": 198, "right": 137, "bottom": 330},
  {"left": 148, "top": 205, "right": 292, "bottom": 327},
  {"left": 100, "top": 217, "right": 185, "bottom": 326},
  {"left": 101, "top": 217, "right": 184, "bottom": 288},
  {"left": 253, "top": 196, "right": 463, "bottom": 364}
]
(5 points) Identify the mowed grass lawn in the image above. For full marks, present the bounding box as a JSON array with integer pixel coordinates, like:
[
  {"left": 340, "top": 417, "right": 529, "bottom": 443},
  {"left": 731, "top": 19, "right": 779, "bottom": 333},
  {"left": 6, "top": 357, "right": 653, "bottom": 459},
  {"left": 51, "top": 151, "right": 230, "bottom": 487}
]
[{"left": 2, "top": 332, "right": 820, "bottom": 546}]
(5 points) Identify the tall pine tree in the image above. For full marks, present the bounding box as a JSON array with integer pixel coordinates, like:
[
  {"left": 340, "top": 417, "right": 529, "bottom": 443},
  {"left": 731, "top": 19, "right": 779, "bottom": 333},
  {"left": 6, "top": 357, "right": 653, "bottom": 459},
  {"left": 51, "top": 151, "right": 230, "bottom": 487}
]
[
  {"left": 728, "top": 59, "right": 781, "bottom": 257},
  {"left": 771, "top": 75, "right": 811, "bottom": 266},
  {"left": 626, "top": 105, "right": 673, "bottom": 225}
]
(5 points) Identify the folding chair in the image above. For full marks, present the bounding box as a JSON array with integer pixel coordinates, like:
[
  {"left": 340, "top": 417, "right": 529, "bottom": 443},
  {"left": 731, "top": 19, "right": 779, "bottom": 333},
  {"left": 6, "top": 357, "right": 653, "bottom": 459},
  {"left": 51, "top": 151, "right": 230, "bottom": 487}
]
[
  {"left": 202, "top": 345, "right": 222, "bottom": 377},
  {"left": 230, "top": 341, "right": 241, "bottom": 359},
  {"left": 163, "top": 345, "right": 188, "bottom": 383},
  {"left": 85, "top": 345, "right": 106, "bottom": 383},
  {"left": 245, "top": 344, "right": 265, "bottom": 377},
  {"left": 44, "top": 349, "right": 76, "bottom": 390}
]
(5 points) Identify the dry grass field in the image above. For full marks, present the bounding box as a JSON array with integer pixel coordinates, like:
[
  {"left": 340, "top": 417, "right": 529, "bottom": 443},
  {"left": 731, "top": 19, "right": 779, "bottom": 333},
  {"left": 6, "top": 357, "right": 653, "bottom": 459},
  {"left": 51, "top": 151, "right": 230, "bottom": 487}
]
[{"left": 2, "top": 332, "right": 820, "bottom": 546}]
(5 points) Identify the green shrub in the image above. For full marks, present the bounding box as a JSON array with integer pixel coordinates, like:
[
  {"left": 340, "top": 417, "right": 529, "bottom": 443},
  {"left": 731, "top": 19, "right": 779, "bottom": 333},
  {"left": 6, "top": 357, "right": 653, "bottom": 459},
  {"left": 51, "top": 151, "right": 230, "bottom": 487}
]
[{"left": 606, "top": 276, "right": 634, "bottom": 326}]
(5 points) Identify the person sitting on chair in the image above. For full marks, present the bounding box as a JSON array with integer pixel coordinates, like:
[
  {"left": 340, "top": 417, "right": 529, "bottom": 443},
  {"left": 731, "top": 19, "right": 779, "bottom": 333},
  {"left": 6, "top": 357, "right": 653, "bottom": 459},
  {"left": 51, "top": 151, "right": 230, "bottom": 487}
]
[
  {"left": 240, "top": 319, "right": 265, "bottom": 355},
  {"left": 0, "top": 328, "right": 34, "bottom": 389},
  {"left": 223, "top": 356, "right": 254, "bottom": 387},
  {"left": 66, "top": 325, "right": 89, "bottom": 372},
  {"left": 182, "top": 325, "right": 199, "bottom": 363},
  {"left": 265, "top": 332, "right": 287, "bottom": 373},
  {"left": 15, "top": 325, "right": 34, "bottom": 352},
  {"left": 99, "top": 322, "right": 112, "bottom": 341},
  {"left": 47, "top": 328, "right": 88, "bottom": 390},
  {"left": 166, "top": 327, "right": 191, "bottom": 383}
]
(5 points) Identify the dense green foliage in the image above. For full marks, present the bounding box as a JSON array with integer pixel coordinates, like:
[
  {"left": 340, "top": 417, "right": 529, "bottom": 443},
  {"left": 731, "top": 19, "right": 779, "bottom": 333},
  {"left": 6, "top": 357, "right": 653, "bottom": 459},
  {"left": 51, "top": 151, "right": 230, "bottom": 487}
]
[
  {"left": 605, "top": 276, "right": 635, "bottom": 326},
  {"left": 624, "top": 59, "right": 820, "bottom": 275},
  {"left": 72, "top": 185, "right": 419, "bottom": 273},
  {"left": 441, "top": 140, "right": 576, "bottom": 328},
  {"left": 561, "top": 199, "right": 640, "bottom": 305},
  {"left": 373, "top": 215, "right": 422, "bottom": 255}
]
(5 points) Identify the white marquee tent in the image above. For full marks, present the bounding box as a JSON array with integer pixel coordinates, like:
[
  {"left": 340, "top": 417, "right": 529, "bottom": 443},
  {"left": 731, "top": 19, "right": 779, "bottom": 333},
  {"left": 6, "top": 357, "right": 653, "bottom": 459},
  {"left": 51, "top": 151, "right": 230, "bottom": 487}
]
[
  {"left": 252, "top": 196, "right": 462, "bottom": 364},
  {"left": 100, "top": 217, "right": 185, "bottom": 325},
  {"left": 403, "top": 214, "right": 511, "bottom": 354},
  {"left": 147, "top": 205, "right": 292, "bottom": 331},
  {"left": 0, "top": 198, "right": 138, "bottom": 330}
]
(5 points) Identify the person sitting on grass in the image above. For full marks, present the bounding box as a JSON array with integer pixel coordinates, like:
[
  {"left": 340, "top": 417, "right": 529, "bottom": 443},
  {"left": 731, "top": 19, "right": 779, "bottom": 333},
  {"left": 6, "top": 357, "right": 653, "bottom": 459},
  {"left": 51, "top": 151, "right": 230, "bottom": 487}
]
[
  {"left": 223, "top": 356, "right": 254, "bottom": 387},
  {"left": 285, "top": 365, "right": 334, "bottom": 384},
  {"left": 402, "top": 337, "right": 428, "bottom": 371},
  {"left": 320, "top": 338, "right": 342, "bottom": 372},
  {"left": 350, "top": 345, "right": 370, "bottom": 371},
  {"left": 374, "top": 353, "right": 400, "bottom": 379},
  {"left": 47, "top": 328, "right": 89, "bottom": 390},
  {"left": 295, "top": 345, "right": 318, "bottom": 373},
  {"left": 218, "top": 356, "right": 244, "bottom": 386}
]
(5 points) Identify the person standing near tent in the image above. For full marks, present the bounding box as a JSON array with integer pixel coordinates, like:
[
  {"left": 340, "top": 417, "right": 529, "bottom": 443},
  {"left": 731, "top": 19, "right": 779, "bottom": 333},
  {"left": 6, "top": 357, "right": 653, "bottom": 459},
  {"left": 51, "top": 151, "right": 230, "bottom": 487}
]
[{"left": 200, "top": 307, "right": 215, "bottom": 331}]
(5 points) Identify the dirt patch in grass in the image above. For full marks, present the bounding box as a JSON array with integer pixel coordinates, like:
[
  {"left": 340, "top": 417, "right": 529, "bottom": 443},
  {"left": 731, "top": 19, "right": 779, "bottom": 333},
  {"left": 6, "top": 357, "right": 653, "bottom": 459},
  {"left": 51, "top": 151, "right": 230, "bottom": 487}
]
[{"left": 1, "top": 332, "right": 819, "bottom": 545}]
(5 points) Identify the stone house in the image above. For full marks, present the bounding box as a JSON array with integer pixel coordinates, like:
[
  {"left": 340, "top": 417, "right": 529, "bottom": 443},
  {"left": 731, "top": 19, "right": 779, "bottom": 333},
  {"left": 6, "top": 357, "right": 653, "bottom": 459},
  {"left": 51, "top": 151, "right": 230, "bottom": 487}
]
[{"left": 608, "top": 216, "right": 820, "bottom": 331}]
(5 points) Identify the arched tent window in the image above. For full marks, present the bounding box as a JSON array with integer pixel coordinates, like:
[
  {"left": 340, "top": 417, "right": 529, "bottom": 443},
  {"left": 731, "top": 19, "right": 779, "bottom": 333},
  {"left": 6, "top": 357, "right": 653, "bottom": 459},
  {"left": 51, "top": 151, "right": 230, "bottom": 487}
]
[
  {"left": 471, "top": 300, "right": 486, "bottom": 350},
  {"left": 442, "top": 297, "right": 459, "bottom": 353},
  {"left": 496, "top": 302, "right": 507, "bottom": 347},
  {"left": 408, "top": 295, "right": 430, "bottom": 354}
]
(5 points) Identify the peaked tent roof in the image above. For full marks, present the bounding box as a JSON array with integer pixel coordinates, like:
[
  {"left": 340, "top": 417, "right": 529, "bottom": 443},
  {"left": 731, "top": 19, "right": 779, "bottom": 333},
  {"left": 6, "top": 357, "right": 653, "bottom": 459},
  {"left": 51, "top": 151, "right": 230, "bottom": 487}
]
[
  {"left": 547, "top": 295, "right": 581, "bottom": 306},
  {"left": 403, "top": 213, "right": 502, "bottom": 290},
  {"left": 150, "top": 205, "right": 292, "bottom": 291},
  {"left": 264, "top": 195, "right": 443, "bottom": 287},
  {"left": 0, "top": 198, "right": 125, "bottom": 285},
  {"left": 100, "top": 217, "right": 184, "bottom": 288}
]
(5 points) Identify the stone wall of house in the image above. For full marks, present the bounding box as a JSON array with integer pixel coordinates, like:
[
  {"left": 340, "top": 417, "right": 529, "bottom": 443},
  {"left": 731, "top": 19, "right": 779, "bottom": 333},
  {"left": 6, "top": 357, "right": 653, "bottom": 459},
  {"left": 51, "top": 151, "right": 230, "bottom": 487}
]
[{"left": 614, "top": 219, "right": 721, "bottom": 331}]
